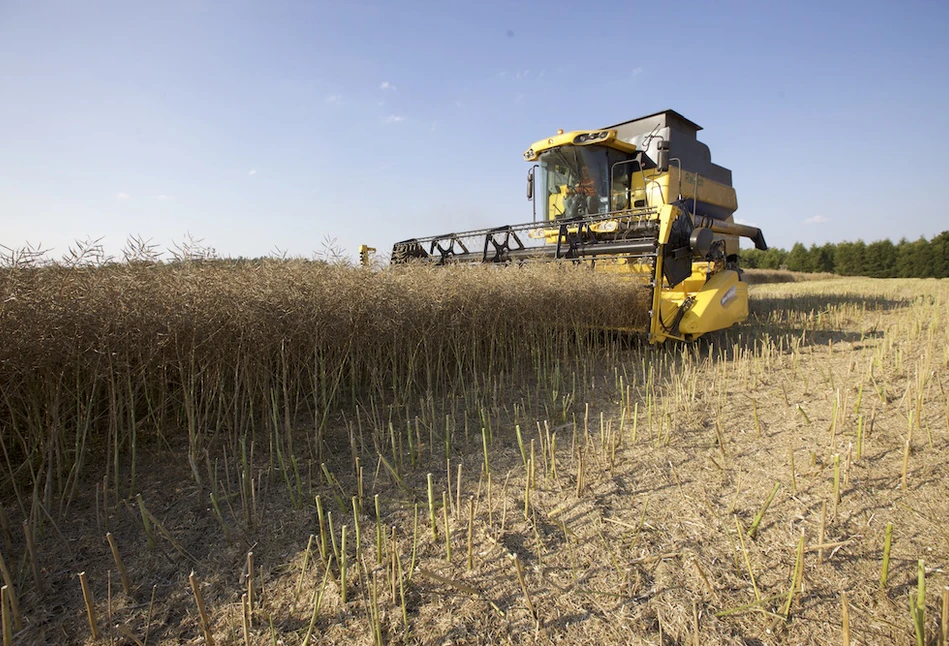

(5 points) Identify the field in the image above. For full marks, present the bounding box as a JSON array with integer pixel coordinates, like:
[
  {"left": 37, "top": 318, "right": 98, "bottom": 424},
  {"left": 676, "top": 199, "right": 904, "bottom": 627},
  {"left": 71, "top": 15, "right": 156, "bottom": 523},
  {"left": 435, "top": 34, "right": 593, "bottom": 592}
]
[{"left": 0, "top": 261, "right": 947, "bottom": 645}]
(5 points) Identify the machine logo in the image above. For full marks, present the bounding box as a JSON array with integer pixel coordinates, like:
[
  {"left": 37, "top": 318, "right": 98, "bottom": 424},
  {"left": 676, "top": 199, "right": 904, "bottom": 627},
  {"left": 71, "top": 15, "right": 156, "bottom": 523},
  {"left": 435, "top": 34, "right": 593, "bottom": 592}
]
[{"left": 720, "top": 286, "right": 738, "bottom": 308}]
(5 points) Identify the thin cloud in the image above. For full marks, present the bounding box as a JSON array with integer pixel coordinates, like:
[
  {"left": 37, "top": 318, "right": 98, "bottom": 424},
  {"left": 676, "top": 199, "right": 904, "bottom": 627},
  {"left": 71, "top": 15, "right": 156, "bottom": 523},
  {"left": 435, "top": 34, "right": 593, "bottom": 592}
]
[
  {"left": 631, "top": 67, "right": 643, "bottom": 76},
  {"left": 379, "top": 81, "right": 396, "bottom": 90},
  {"left": 248, "top": 170, "right": 257, "bottom": 176},
  {"left": 805, "top": 215, "right": 827, "bottom": 224},
  {"left": 325, "top": 94, "right": 342, "bottom": 104},
  {"left": 115, "top": 192, "right": 130, "bottom": 199},
  {"left": 384, "top": 114, "right": 404, "bottom": 123},
  {"left": 154, "top": 195, "right": 175, "bottom": 201}
]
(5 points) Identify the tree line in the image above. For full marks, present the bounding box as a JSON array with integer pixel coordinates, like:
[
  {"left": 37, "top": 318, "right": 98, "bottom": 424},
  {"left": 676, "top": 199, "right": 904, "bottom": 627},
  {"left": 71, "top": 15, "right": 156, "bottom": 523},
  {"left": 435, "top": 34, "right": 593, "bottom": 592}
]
[{"left": 740, "top": 231, "right": 949, "bottom": 278}]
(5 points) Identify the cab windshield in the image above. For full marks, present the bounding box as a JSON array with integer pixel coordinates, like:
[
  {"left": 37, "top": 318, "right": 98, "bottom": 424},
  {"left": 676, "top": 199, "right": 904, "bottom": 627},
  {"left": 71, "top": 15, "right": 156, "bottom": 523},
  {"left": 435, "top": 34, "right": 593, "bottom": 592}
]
[{"left": 537, "top": 145, "right": 636, "bottom": 220}]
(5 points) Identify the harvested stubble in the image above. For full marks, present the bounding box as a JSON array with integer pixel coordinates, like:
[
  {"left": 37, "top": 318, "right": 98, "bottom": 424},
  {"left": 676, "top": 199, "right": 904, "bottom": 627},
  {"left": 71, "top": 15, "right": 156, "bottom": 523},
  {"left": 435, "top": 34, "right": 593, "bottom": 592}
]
[
  {"left": 0, "top": 260, "right": 648, "bottom": 508},
  {"left": 2, "top": 261, "right": 949, "bottom": 645}
]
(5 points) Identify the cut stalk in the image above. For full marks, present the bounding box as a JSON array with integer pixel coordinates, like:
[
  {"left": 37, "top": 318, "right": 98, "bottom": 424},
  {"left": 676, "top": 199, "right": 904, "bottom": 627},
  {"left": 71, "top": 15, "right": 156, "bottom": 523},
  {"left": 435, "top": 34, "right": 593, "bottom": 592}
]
[
  {"left": 575, "top": 450, "right": 584, "bottom": 497},
  {"left": 374, "top": 495, "right": 383, "bottom": 566},
  {"left": 241, "top": 594, "right": 251, "bottom": 646},
  {"left": 137, "top": 494, "right": 156, "bottom": 549},
  {"left": 467, "top": 497, "right": 475, "bottom": 571},
  {"left": 550, "top": 433, "right": 558, "bottom": 481},
  {"left": 106, "top": 532, "right": 132, "bottom": 596},
  {"left": 22, "top": 521, "right": 42, "bottom": 596},
  {"left": 427, "top": 473, "right": 437, "bottom": 541},
  {"left": 301, "top": 559, "right": 333, "bottom": 646},
  {"left": 856, "top": 415, "right": 864, "bottom": 460},
  {"left": 713, "top": 420, "right": 727, "bottom": 464},
  {"left": 747, "top": 482, "right": 780, "bottom": 539},
  {"left": 818, "top": 501, "right": 827, "bottom": 564},
  {"left": 351, "top": 497, "right": 362, "bottom": 561},
  {"left": 692, "top": 600, "right": 700, "bottom": 646},
  {"left": 880, "top": 522, "right": 893, "bottom": 589},
  {"left": 631, "top": 402, "right": 639, "bottom": 444},
  {"left": 782, "top": 533, "right": 805, "bottom": 618},
  {"left": 455, "top": 463, "right": 463, "bottom": 521},
  {"left": 340, "top": 525, "right": 348, "bottom": 604},
  {"left": 842, "top": 590, "right": 850, "bottom": 646},
  {"left": 189, "top": 571, "right": 214, "bottom": 646},
  {"left": 513, "top": 556, "right": 536, "bottom": 621},
  {"left": 902, "top": 438, "right": 911, "bottom": 490},
  {"left": 209, "top": 492, "right": 229, "bottom": 536},
  {"left": 832, "top": 454, "right": 841, "bottom": 520},
  {"left": 408, "top": 504, "right": 419, "bottom": 583},
  {"left": 295, "top": 535, "right": 315, "bottom": 602},
  {"left": 398, "top": 551, "right": 408, "bottom": 631},
  {"left": 79, "top": 571, "right": 99, "bottom": 641},
  {"left": 734, "top": 518, "right": 760, "bottom": 601},
  {"left": 328, "top": 512, "right": 339, "bottom": 562},
  {"left": 844, "top": 442, "right": 852, "bottom": 486},
  {"left": 1, "top": 586, "right": 13, "bottom": 646},
  {"left": 727, "top": 468, "right": 742, "bottom": 514},
  {"left": 442, "top": 491, "right": 451, "bottom": 561},
  {"left": 913, "top": 559, "right": 925, "bottom": 646},
  {"left": 0, "top": 551, "right": 21, "bottom": 632},
  {"left": 796, "top": 404, "right": 811, "bottom": 425},
  {"left": 315, "top": 495, "right": 328, "bottom": 563},
  {"left": 940, "top": 585, "right": 948, "bottom": 646},
  {"left": 246, "top": 551, "right": 255, "bottom": 619},
  {"left": 145, "top": 584, "right": 156, "bottom": 646}
]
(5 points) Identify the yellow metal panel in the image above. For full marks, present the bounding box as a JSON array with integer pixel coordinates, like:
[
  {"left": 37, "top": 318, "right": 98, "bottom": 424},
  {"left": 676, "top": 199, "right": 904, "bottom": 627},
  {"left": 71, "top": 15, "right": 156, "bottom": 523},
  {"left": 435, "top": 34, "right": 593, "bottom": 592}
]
[
  {"left": 677, "top": 270, "right": 748, "bottom": 335},
  {"left": 652, "top": 167, "right": 738, "bottom": 211},
  {"left": 657, "top": 204, "right": 677, "bottom": 244},
  {"left": 649, "top": 248, "right": 665, "bottom": 343},
  {"left": 523, "top": 130, "right": 637, "bottom": 161},
  {"left": 625, "top": 168, "right": 737, "bottom": 212}
]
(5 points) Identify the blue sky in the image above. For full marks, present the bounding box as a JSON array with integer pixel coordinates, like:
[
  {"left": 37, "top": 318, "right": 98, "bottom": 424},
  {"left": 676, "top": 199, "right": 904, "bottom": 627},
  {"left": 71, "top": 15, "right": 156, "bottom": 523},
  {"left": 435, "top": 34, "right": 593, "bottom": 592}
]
[{"left": 2, "top": 0, "right": 948, "bottom": 261}]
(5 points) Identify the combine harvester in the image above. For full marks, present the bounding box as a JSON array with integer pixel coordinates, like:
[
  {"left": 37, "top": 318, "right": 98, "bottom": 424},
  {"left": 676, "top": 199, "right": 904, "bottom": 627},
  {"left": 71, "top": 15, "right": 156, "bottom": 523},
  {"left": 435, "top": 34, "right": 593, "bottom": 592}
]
[{"left": 386, "top": 110, "right": 767, "bottom": 344}]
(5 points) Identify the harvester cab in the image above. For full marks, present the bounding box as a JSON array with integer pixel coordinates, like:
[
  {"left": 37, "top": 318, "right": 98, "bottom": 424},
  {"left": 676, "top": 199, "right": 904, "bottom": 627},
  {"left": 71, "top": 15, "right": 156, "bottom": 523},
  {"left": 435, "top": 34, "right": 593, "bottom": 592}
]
[{"left": 390, "top": 110, "right": 767, "bottom": 344}]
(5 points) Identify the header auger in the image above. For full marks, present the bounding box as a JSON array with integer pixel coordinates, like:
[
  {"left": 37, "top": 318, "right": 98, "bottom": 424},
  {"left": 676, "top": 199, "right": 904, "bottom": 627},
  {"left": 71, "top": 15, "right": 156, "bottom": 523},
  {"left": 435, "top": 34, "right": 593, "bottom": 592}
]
[{"left": 387, "top": 110, "right": 766, "bottom": 344}]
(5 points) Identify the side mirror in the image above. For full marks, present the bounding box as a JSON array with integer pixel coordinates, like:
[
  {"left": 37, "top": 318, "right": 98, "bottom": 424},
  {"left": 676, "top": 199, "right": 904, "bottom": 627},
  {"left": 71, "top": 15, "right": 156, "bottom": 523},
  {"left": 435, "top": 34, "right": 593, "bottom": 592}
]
[
  {"left": 526, "top": 167, "right": 534, "bottom": 200},
  {"left": 656, "top": 140, "right": 670, "bottom": 173}
]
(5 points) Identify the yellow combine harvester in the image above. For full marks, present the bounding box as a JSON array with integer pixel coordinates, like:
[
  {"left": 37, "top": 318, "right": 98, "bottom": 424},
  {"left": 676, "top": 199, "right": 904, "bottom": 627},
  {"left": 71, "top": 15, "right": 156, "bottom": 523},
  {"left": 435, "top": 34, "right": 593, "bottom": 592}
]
[{"left": 389, "top": 110, "right": 767, "bottom": 344}]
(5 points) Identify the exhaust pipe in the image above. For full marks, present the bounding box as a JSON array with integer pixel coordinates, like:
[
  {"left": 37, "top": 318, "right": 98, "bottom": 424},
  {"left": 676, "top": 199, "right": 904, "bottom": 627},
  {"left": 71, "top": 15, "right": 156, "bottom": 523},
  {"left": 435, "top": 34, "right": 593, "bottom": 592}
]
[{"left": 694, "top": 216, "right": 768, "bottom": 251}]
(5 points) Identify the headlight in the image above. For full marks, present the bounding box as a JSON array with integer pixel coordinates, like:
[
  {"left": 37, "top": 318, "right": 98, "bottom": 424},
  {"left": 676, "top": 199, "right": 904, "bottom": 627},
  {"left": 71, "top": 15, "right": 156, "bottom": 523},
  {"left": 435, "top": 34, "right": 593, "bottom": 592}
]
[{"left": 591, "top": 220, "right": 618, "bottom": 233}]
